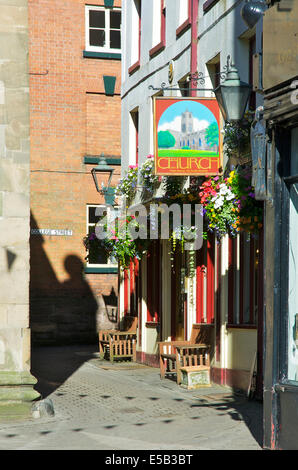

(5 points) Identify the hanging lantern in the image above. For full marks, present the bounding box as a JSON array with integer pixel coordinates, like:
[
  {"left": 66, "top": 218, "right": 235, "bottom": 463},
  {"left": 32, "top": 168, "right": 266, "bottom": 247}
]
[
  {"left": 214, "top": 64, "right": 252, "bottom": 122},
  {"left": 91, "top": 153, "right": 114, "bottom": 192}
]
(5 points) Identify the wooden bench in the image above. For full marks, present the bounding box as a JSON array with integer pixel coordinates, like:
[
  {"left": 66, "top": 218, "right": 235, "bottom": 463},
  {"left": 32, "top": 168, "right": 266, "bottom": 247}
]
[
  {"left": 177, "top": 345, "right": 211, "bottom": 389},
  {"left": 159, "top": 323, "right": 213, "bottom": 385},
  {"left": 99, "top": 316, "right": 137, "bottom": 362}
]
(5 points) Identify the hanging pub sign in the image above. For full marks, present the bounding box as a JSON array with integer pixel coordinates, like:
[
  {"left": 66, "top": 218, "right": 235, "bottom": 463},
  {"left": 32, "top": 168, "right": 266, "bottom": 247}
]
[{"left": 153, "top": 97, "right": 222, "bottom": 176}]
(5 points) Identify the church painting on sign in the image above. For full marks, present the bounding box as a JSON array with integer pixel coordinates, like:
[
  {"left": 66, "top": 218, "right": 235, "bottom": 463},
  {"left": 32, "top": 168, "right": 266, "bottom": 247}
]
[{"left": 153, "top": 97, "right": 222, "bottom": 176}]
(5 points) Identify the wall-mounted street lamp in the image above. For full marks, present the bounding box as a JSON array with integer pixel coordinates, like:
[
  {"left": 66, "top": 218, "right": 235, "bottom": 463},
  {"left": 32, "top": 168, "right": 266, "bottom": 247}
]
[
  {"left": 241, "top": 0, "right": 267, "bottom": 29},
  {"left": 214, "top": 63, "right": 252, "bottom": 122},
  {"left": 91, "top": 153, "right": 114, "bottom": 192}
]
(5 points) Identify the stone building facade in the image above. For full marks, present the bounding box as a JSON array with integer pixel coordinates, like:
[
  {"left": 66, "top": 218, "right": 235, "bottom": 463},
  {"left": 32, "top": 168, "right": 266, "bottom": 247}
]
[{"left": 0, "top": 0, "right": 39, "bottom": 416}]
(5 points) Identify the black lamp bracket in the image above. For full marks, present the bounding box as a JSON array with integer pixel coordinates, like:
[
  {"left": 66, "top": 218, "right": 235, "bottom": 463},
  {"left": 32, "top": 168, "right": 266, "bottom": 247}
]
[{"left": 188, "top": 55, "right": 232, "bottom": 85}]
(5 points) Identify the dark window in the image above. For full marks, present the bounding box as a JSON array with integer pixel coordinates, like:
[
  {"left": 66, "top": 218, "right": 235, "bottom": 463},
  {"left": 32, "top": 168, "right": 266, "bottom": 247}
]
[
  {"left": 89, "top": 10, "right": 105, "bottom": 28},
  {"left": 86, "top": 7, "right": 121, "bottom": 52},
  {"left": 89, "top": 29, "right": 105, "bottom": 47}
]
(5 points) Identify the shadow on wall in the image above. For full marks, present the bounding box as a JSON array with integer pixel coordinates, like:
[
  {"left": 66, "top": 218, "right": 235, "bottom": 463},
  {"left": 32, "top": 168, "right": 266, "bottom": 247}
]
[{"left": 29, "top": 211, "right": 118, "bottom": 347}]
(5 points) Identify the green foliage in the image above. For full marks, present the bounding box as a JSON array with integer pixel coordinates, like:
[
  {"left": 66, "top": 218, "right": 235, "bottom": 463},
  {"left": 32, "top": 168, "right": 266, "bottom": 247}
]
[
  {"left": 205, "top": 122, "right": 219, "bottom": 148},
  {"left": 158, "top": 149, "right": 218, "bottom": 157},
  {"left": 223, "top": 112, "right": 252, "bottom": 159},
  {"left": 83, "top": 215, "right": 151, "bottom": 270},
  {"left": 158, "top": 130, "right": 176, "bottom": 148},
  {"left": 163, "top": 176, "right": 185, "bottom": 196},
  {"left": 139, "top": 155, "right": 159, "bottom": 193},
  {"left": 199, "top": 169, "right": 263, "bottom": 239},
  {"left": 115, "top": 166, "right": 138, "bottom": 202}
]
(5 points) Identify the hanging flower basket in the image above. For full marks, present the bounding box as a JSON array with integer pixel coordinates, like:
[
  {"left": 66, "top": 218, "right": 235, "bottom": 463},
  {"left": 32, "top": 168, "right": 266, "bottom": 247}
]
[
  {"left": 139, "top": 155, "right": 160, "bottom": 196},
  {"left": 223, "top": 112, "right": 253, "bottom": 163},
  {"left": 83, "top": 229, "right": 110, "bottom": 264},
  {"left": 115, "top": 165, "right": 138, "bottom": 203},
  {"left": 199, "top": 169, "right": 263, "bottom": 239},
  {"left": 100, "top": 214, "right": 151, "bottom": 269}
]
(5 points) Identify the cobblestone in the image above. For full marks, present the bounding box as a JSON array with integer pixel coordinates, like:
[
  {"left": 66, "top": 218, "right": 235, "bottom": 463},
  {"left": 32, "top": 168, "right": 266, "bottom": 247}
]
[{"left": 0, "top": 345, "right": 263, "bottom": 450}]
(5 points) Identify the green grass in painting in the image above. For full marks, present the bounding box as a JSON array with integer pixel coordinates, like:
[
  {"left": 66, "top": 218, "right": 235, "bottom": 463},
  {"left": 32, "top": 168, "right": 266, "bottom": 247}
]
[{"left": 158, "top": 149, "right": 219, "bottom": 158}]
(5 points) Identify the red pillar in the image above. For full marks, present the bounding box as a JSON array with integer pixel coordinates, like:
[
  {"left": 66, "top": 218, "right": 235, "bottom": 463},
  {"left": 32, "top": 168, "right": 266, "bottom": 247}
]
[{"left": 206, "top": 236, "right": 215, "bottom": 324}]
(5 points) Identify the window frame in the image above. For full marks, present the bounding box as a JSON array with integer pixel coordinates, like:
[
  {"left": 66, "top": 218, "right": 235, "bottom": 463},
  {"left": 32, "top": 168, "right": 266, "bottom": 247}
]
[
  {"left": 227, "top": 232, "right": 262, "bottom": 328},
  {"left": 86, "top": 204, "right": 118, "bottom": 268},
  {"left": 128, "top": 0, "right": 142, "bottom": 74},
  {"left": 202, "top": 0, "right": 221, "bottom": 14},
  {"left": 196, "top": 236, "right": 216, "bottom": 325},
  {"left": 85, "top": 4, "right": 121, "bottom": 54},
  {"left": 149, "top": 0, "right": 166, "bottom": 58},
  {"left": 176, "top": 0, "right": 191, "bottom": 37}
]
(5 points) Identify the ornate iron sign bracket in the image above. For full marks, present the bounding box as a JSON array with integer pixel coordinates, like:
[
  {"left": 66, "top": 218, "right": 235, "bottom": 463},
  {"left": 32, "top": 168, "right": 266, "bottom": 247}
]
[
  {"left": 148, "top": 83, "right": 214, "bottom": 92},
  {"left": 148, "top": 55, "right": 231, "bottom": 93}
]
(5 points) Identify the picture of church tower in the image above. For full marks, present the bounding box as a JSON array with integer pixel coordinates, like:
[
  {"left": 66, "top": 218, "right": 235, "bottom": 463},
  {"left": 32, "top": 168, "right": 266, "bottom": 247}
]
[
  {"left": 168, "top": 110, "right": 210, "bottom": 151},
  {"left": 157, "top": 100, "right": 219, "bottom": 155},
  {"left": 181, "top": 110, "right": 193, "bottom": 134}
]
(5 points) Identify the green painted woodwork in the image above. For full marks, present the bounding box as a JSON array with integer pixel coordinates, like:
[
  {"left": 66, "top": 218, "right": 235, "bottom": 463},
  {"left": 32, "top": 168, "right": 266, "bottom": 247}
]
[
  {"left": 104, "top": 0, "right": 114, "bottom": 7},
  {"left": 83, "top": 51, "right": 121, "bottom": 60},
  {"left": 83, "top": 156, "right": 121, "bottom": 165},
  {"left": 103, "top": 75, "right": 116, "bottom": 96},
  {"left": 84, "top": 266, "right": 118, "bottom": 274}
]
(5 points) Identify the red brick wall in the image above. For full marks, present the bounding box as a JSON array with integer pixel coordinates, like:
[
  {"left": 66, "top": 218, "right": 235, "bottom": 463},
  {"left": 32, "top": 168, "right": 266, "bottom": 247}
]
[{"left": 29, "top": 0, "right": 122, "bottom": 344}]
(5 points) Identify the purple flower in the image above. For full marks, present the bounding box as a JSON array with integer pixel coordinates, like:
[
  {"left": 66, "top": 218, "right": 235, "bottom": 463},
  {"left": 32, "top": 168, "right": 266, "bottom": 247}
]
[
  {"left": 248, "top": 192, "right": 255, "bottom": 198},
  {"left": 89, "top": 233, "right": 96, "bottom": 241}
]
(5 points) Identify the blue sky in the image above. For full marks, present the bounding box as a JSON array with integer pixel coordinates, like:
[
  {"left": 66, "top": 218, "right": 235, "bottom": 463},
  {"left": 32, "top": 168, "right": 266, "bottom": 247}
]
[{"left": 158, "top": 100, "right": 217, "bottom": 133}]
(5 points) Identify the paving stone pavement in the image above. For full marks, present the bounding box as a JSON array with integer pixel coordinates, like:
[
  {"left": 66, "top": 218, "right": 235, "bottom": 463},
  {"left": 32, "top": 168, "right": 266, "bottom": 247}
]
[{"left": 0, "top": 345, "right": 263, "bottom": 451}]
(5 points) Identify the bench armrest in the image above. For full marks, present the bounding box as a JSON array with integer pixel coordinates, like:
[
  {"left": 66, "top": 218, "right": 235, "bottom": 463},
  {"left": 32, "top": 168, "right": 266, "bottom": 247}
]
[
  {"left": 175, "top": 343, "right": 209, "bottom": 351},
  {"left": 159, "top": 340, "right": 190, "bottom": 356}
]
